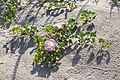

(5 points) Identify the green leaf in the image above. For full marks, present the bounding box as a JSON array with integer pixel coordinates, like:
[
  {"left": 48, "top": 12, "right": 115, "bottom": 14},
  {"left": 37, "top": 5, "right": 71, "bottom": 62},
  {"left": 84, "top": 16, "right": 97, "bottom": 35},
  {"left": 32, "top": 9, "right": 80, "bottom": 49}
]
[
  {"left": 6, "top": 18, "right": 12, "bottom": 22},
  {"left": 34, "top": 53, "right": 39, "bottom": 57},
  {"left": 99, "top": 38, "right": 105, "bottom": 43},
  {"left": 45, "top": 36, "right": 51, "bottom": 40},
  {"left": 85, "top": 32, "right": 91, "bottom": 36},
  {"left": 79, "top": 10, "right": 96, "bottom": 23},
  {"left": 42, "top": 27, "right": 46, "bottom": 32},
  {"left": 11, "top": 7, "right": 16, "bottom": 13},
  {"left": 80, "top": 32, "right": 85, "bottom": 38},
  {"left": 34, "top": 36, "right": 44, "bottom": 46},
  {"left": 7, "top": 13, "right": 13, "bottom": 18},
  {"left": 73, "top": 22, "right": 78, "bottom": 27},
  {"left": 31, "top": 26, "right": 37, "bottom": 31},
  {"left": 34, "top": 36, "right": 42, "bottom": 42},
  {"left": 67, "top": 26, "right": 72, "bottom": 29},
  {"left": 3, "top": 0, "right": 8, "bottom": 2},
  {"left": 59, "top": 42, "right": 66, "bottom": 47},
  {"left": 85, "top": 38, "right": 90, "bottom": 43},
  {"left": 34, "top": 57, "right": 39, "bottom": 63},
  {"left": 39, "top": 57, "right": 43, "bottom": 61},
  {"left": 0, "top": 15, "right": 4, "bottom": 19},
  {"left": 29, "top": 31, "right": 34, "bottom": 37},
  {"left": 34, "top": 53, "right": 40, "bottom": 63},
  {"left": 56, "top": 53, "right": 63, "bottom": 59},
  {"left": 9, "top": 26, "right": 21, "bottom": 33},
  {"left": 11, "top": 0, "right": 17, "bottom": 3},
  {"left": 79, "top": 16, "right": 86, "bottom": 22},
  {"left": 46, "top": 26, "right": 54, "bottom": 32},
  {"left": 43, "top": 6, "right": 47, "bottom": 9},
  {"left": 91, "top": 32, "right": 96, "bottom": 37},
  {"left": 69, "top": 39, "right": 73, "bottom": 43},
  {"left": 91, "top": 38, "right": 96, "bottom": 44},
  {"left": 67, "top": 18, "right": 75, "bottom": 24},
  {"left": 106, "top": 42, "right": 111, "bottom": 48},
  {"left": 24, "top": 24, "right": 29, "bottom": 29},
  {"left": 36, "top": 48, "right": 43, "bottom": 54},
  {"left": 60, "top": 0, "right": 64, "bottom": 2}
]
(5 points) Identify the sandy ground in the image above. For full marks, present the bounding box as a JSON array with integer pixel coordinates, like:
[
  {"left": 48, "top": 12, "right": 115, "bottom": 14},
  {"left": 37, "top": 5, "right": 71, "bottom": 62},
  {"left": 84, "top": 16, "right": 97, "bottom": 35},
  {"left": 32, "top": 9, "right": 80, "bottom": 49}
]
[{"left": 0, "top": 0, "right": 120, "bottom": 80}]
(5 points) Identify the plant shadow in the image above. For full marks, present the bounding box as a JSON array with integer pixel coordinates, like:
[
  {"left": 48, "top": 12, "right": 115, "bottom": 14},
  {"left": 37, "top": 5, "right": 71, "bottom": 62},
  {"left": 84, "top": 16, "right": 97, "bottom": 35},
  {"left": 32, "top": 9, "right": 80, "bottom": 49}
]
[
  {"left": 15, "top": 2, "right": 66, "bottom": 27},
  {"left": 3, "top": 36, "right": 36, "bottom": 54},
  {"left": 31, "top": 63, "right": 60, "bottom": 78},
  {"left": 64, "top": 44, "right": 83, "bottom": 66},
  {"left": 110, "top": 2, "right": 120, "bottom": 18},
  {"left": 43, "top": 8, "right": 65, "bottom": 26},
  {"left": 22, "top": 3, "right": 43, "bottom": 26},
  {"left": 87, "top": 46, "right": 111, "bottom": 65},
  {"left": 96, "top": 50, "right": 110, "bottom": 65},
  {"left": 72, "top": 47, "right": 82, "bottom": 66},
  {"left": 3, "top": 36, "right": 36, "bottom": 80},
  {"left": 86, "top": 23, "right": 95, "bottom": 31}
]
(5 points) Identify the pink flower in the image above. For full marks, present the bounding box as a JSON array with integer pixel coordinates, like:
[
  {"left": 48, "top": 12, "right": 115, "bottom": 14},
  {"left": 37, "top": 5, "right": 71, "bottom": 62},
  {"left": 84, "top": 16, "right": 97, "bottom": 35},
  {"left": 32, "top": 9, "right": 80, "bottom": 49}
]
[
  {"left": 54, "top": 22, "right": 66, "bottom": 29},
  {"left": 44, "top": 39, "right": 57, "bottom": 51}
]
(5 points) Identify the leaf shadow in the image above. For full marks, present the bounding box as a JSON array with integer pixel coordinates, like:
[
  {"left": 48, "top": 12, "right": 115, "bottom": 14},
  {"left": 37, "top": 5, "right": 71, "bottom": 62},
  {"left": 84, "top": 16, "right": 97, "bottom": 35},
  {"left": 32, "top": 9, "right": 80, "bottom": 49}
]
[
  {"left": 31, "top": 63, "right": 60, "bottom": 78},
  {"left": 43, "top": 8, "right": 65, "bottom": 26},
  {"left": 87, "top": 51, "right": 94, "bottom": 64},
  {"left": 86, "top": 44, "right": 111, "bottom": 65},
  {"left": 104, "top": 51, "right": 111, "bottom": 64},
  {"left": 110, "top": 2, "right": 120, "bottom": 19},
  {"left": 23, "top": 3, "right": 44, "bottom": 25},
  {"left": 3, "top": 36, "right": 36, "bottom": 54},
  {"left": 64, "top": 44, "right": 78, "bottom": 55},
  {"left": 72, "top": 47, "right": 82, "bottom": 66},
  {"left": 3, "top": 36, "right": 36, "bottom": 80},
  {"left": 14, "top": 2, "right": 67, "bottom": 27},
  {"left": 86, "top": 23, "right": 95, "bottom": 31},
  {"left": 14, "top": 2, "right": 44, "bottom": 26},
  {"left": 96, "top": 50, "right": 111, "bottom": 65},
  {"left": 96, "top": 50, "right": 103, "bottom": 65},
  {"left": 86, "top": 48, "right": 111, "bottom": 65}
]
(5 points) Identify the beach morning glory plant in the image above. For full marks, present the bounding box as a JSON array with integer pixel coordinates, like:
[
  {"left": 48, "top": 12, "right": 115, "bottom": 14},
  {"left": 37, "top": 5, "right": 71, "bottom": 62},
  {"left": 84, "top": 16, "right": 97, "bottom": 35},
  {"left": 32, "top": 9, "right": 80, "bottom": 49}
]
[
  {"left": 8, "top": 9, "right": 111, "bottom": 66},
  {"left": 33, "top": 19, "right": 78, "bottom": 66},
  {"left": 33, "top": 11, "right": 111, "bottom": 66},
  {"left": 34, "top": 36, "right": 63, "bottom": 66}
]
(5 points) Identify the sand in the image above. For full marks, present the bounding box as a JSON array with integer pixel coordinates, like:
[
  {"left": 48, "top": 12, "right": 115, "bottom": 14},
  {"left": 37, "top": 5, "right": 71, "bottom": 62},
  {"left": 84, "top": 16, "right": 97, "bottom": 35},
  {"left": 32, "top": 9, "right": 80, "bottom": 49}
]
[{"left": 0, "top": 0, "right": 120, "bottom": 80}]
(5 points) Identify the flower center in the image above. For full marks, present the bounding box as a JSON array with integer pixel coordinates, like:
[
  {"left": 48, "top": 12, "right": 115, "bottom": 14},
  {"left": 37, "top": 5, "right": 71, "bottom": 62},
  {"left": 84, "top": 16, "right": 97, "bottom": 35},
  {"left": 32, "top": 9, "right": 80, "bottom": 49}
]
[{"left": 49, "top": 42, "right": 54, "bottom": 48}]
